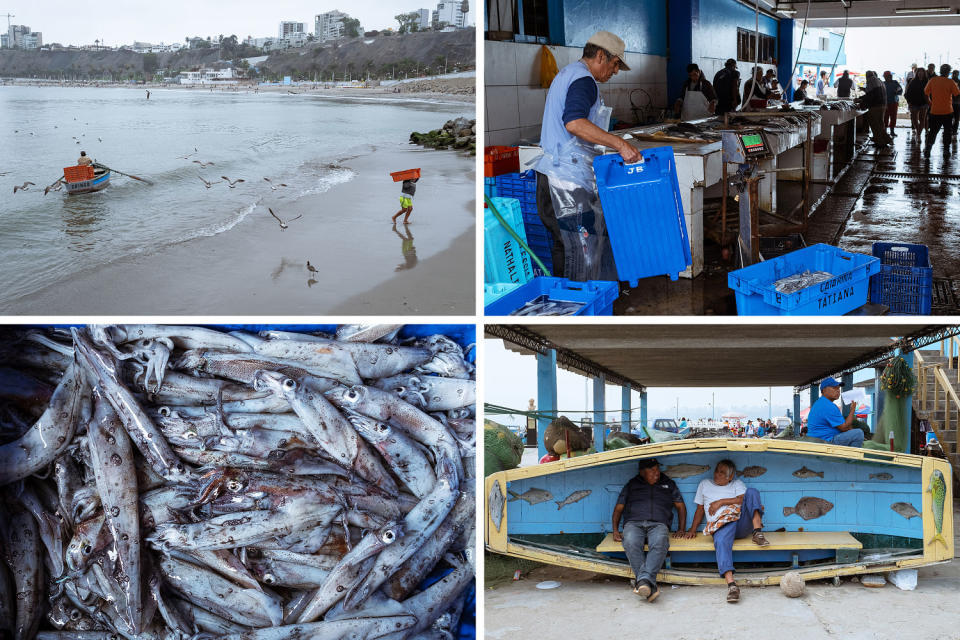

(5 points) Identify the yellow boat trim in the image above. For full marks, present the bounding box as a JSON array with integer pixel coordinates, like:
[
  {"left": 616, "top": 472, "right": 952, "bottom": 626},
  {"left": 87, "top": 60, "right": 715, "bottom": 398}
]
[{"left": 595, "top": 530, "right": 861, "bottom": 553}]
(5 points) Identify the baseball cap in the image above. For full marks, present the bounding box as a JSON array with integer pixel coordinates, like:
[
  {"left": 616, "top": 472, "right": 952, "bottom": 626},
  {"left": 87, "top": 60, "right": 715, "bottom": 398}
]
[
  {"left": 819, "top": 377, "right": 841, "bottom": 391},
  {"left": 638, "top": 457, "right": 659, "bottom": 470},
  {"left": 586, "top": 31, "right": 631, "bottom": 70}
]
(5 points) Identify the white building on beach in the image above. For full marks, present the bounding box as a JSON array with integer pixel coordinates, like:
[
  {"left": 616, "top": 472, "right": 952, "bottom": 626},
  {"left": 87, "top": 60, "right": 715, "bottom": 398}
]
[{"left": 178, "top": 67, "right": 240, "bottom": 85}]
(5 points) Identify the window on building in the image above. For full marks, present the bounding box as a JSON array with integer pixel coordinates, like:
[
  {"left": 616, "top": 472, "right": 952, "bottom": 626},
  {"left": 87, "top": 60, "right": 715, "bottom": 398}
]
[
  {"left": 486, "top": 0, "right": 549, "bottom": 43},
  {"left": 736, "top": 28, "right": 776, "bottom": 65}
]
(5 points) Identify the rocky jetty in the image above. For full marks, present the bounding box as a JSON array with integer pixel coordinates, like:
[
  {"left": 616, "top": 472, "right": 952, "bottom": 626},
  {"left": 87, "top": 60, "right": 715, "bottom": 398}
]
[{"left": 410, "top": 117, "right": 476, "bottom": 154}]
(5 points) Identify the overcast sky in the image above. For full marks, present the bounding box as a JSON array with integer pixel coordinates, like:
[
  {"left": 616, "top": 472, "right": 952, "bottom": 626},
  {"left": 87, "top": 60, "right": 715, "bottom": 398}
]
[
  {"left": 842, "top": 26, "right": 960, "bottom": 75},
  {"left": 10, "top": 1, "right": 475, "bottom": 46},
  {"left": 485, "top": 339, "right": 873, "bottom": 427}
]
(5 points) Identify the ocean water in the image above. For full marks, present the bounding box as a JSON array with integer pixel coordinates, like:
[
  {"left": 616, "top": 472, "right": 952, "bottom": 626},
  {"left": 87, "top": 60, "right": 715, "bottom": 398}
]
[{"left": 0, "top": 86, "right": 472, "bottom": 303}]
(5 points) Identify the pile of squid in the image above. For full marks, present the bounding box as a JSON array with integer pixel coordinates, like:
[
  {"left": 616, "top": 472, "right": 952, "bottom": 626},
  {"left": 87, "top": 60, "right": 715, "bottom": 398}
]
[{"left": 0, "top": 324, "right": 476, "bottom": 640}]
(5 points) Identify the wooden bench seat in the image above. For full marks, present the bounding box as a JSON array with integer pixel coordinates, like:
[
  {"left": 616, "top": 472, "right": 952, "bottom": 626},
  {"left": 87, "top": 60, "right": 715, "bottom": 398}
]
[{"left": 596, "top": 531, "right": 862, "bottom": 553}]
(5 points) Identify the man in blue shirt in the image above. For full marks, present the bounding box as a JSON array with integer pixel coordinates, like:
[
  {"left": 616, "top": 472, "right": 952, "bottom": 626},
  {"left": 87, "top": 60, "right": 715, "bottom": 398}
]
[{"left": 807, "top": 377, "right": 863, "bottom": 447}]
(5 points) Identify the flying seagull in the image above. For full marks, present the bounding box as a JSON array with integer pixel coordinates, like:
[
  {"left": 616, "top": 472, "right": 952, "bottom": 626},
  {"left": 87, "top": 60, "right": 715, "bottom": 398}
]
[
  {"left": 221, "top": 176, "right": 245, "bottom": 188},
  {"left": 263, "top": 177, "right": 288, "bottom": 190},
  {"left": 178, "top": 148, "right": 198, "bottom": 160},
  {"left": 13, "top": 182, "right": 35, "bottom": 193},
  {"left": 268, "top": 208, "right": 302, "bottom": 230},
  {"left": 44, "top": 180, "right": 63, "bottom": 195},
  {"left": 193, "top": 160, "right": 215, "bottom": 168},
  {"left": 198, "top": 176, "right": 222, "bottom": 189}
]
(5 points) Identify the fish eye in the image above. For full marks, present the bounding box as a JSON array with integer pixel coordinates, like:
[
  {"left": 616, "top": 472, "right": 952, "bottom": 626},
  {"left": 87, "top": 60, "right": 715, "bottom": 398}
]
[
  {"left": 263, "top": 574, "right": 275, "bottom": 584},
  {"left": 158, "top": 407, "right": 171, "bottom": 417},
  {"left": 226, "top": 479, "right": 243, "bottom": 492},
  {"left": 282, "top": 379, "right": 296, "bottom": 391},
  {"left": 82, "top": 544, "right": 92, "bottom": 555},
  {"left": 376, "top": 423, "right": 389, "bottom": 433},
  {"left": 70, "top": 609, "right": 81, "bottom": 620},
  {"left": 380, "top": 529, "right": 396, "bottom": 544},
  {"left": 346, "top": 388, "right": 361, "bottom": 402},
  {"left": 394, "top": 386, "right": 405, "bottom": 394}
]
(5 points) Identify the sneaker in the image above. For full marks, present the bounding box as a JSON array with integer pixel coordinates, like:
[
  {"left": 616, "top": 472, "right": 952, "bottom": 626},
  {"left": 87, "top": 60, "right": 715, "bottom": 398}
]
[
  {"left": 726, "top": 582, "right": 740, "bottom": 603},
  {"left": 647, "top": 586, "right": 661, "bottom": 603},
  {"left": 752, "top": 530, "right": 771, "bottom": 547},
  {"left": 633, "top": 581, "right": 651, "bottom": 598}
]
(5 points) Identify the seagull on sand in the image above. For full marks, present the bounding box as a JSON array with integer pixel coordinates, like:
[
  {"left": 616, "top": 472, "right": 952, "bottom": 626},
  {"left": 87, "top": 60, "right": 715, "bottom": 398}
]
[
  {"left": 264, "top": 177, "right": 288, "bottom": 190},
  {"left": 193, "top": 160, "right": 215, "bottom": 168},
  {"left": 13, "top": 182, "right": 35, "bottom": 193},
  {"left": 306, "top": 260, "right": 318, "bottom": 276},
  {"left": 221, "top": 176, "right": 245, "bottom": 188},
  {"left": 198, "top": 176, "right": 222, "bottom": 189},
  {"left": 268, "top": 208, "right": 302, "bottom": 231}
]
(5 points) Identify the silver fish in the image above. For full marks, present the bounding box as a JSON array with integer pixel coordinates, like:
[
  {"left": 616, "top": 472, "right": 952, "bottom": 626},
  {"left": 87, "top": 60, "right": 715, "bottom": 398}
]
[
  {"left": 891, "top": 502, "right": 921, "bottom": 519},
  {"left": 663, "top": 463, "right": 711, "bottom": 479},
  {"left": 793, "top": 466, "right": 824, "bottom": 479},
  {"left": 508, "top": 487, "right": 554, "bottom": 505},
  {"left": 556, "top": 489, "right": 592, "bottom": 509},
  {"left": 783, "top": 497, "right": 834, "bottom": 520}
]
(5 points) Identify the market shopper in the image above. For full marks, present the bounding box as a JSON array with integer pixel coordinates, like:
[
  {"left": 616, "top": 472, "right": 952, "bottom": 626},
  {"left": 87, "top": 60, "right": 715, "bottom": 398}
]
[
  {"left": 535, "top": 30, "right": 640, "bottom": 281},
  {"left": 807, "top": 377, "right": 863, "bottom": 447},
  {"left": 882, "top": 71, "right": 903, "bottom": 138},
  {"left": 856, "top": 71, "right": 893, "bottom": 148},
  {"left": 905, "top": 68, "right": 930, "bottom": 136},
  {"left": 923, "top": 63, "right": 960, "bottom": 155},
  {"left": 682, "top": 460, "right": 770, "bottom": 604},
  {"left": 951, "top": 70, "right": 960, "bottom": 136},
  {"left": 816, "top": 70, "right": 830, "bottom": 98},
  {"left": 674, "top": 63, "right": 717, "bottom": 120},
  {"left": 612, "top": 458, "right": 688, "bottom": 604},
  {"left": 836, "top": 70, "right": 854, "bottom": 98},
  {"left": 713, "top": 58, "right": 741, "bottom": 117}
]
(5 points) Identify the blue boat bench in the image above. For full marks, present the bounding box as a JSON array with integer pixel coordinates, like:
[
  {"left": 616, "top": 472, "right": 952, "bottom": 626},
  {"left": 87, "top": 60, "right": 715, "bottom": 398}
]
[{"left": 596, "top": 531, "right": 863, "bottom": 568}]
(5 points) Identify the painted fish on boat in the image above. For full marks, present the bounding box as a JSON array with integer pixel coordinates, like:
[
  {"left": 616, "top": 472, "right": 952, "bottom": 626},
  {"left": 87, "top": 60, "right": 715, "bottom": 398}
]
[
  {"left": 663, "top": 464, "right": 710, "bottom": 479},
  {"left": 927, "top": 470, "right": 947, "bottom": 549},
  {"left": 508, "top": 488, "right": 554, "bottom": 505},
  {"left": 737, "top": 466, "right": 767, "bottom": 478},
  {"left": 783, "top": 497, "right": 834, "bottom": 520},
  {"left": 869, "top": 473, "right": 893, "bottom": 480},
  {"left": 489, "top": 481, "right": 506, "bottom": 532},
  {"left": 793, "top": 466, "right": 824, "bottom": 479},
  {"left": 556, "top": 490, "right": 592, "bottom": 510},
  {"left": 890, "top": 502, "right": 921, "bottom": 520}
]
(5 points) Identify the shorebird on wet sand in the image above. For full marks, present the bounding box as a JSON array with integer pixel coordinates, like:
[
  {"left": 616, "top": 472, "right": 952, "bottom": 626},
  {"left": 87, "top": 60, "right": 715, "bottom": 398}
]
[
  {"left": 193, "top": 160, "right": 215, "bottom": 168},
  {"left": 221, "top": 176, "right": 245, "bottom": 188},
  {"left": 268, "top": 208, "right": 302, "bottom": 230},
  {"left": 178, "top": 148, "right": 198, "bottom": 160},
  {"left": 13, "top": 182, "right": 35, "bottom": 193},
  {"left": 198, "top": 176, "right": 222, "bottom": 189},
  {"left": 306, "top": 260, "right": 318, "bottom": 276},
  {"left": 264, "top": 177, "right": 288, "bottom": 190}
]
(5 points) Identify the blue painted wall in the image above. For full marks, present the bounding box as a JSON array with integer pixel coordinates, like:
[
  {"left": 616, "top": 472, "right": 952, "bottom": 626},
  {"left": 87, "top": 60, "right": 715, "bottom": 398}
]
[
  {"left": 561, "top": 0, "right": 668, "bottom": 55},
  {"left": 778, "top": 19, "right": 795, "bottom": 101},
  {"left": 696, "top": 0, "right": 778, "bottom": 61}
]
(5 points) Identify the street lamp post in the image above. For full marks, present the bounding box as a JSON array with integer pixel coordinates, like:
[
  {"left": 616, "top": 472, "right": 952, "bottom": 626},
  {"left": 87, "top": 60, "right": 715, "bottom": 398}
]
[{"left": 676, "top": 396, "right": 679, "bottom": 420}]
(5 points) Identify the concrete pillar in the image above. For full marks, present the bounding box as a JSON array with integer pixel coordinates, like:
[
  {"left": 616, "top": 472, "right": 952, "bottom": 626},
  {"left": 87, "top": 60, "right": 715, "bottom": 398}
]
[
  {"left": 793, "top": 392, "right": 801, "bottom": 434},
  {"left": 640, "top": 391, "right": 649, "bottom": 433},
  {"left": 902, "top": 350, "right": 914, "bottom": 454},
  {"left": 621, "top": 385, "right": 631, "bottom": 432},
  {"left": 593, "top": 374, "right": 606, "bottom": 453},
  {"left": 778, "top": 19, "right": 795, "bottom": 102},
  {"left": 537, "top": 350, "right": 558, "bottom": 459},
  {"left": 667, "top": 0, "right": 695, "bottom": 107}
]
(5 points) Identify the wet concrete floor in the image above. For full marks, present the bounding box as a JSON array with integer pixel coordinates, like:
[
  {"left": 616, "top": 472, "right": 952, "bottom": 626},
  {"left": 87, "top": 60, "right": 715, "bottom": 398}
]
[{"left": 618, "top": 125, "right": 960, "bottom": 315}]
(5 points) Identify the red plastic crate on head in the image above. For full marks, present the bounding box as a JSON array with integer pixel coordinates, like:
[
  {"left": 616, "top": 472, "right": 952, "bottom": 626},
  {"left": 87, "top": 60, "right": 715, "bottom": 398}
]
[
  {"left": 484, "top": 146, "right": 519, "bottom": 177},
  {"left": 63, "top": 165, "right": 94, "bottom": 182},
  {"left": 390, "top": 168, "right": 421, "bottom": 182}
]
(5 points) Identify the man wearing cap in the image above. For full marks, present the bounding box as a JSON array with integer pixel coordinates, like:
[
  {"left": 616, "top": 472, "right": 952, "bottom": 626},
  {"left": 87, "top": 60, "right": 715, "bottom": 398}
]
[
  {"left": 713, "top": 59, "right": 741, "bottom": 117},
  {"left": 535, "top": 30, "right": 640, "bottom": 280},
  {"left": 611, "top": 458, "right": 688, "bottom": 603},
  {"left": 806, "top": 378, "right": 863, "bottom": 447}
]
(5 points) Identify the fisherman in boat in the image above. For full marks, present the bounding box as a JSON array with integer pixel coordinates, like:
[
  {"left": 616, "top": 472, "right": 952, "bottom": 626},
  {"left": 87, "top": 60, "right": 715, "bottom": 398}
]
[
  {"left": 682, "top": 459, "right": 770, "bottom": 604},
  {"left": 611, "top": 457, "right": 688, "bottom": 604},
  {"left": 77, "top": 151, "right": 93, "bottom": 167},
  {"left": 806, "top": 377, "right": 863, "bottom": 447}
]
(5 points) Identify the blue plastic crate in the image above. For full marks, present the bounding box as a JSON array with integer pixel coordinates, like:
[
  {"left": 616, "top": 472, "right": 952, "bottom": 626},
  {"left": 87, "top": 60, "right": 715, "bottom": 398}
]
[
  {"left": 485, "top": 197, "right": 534, "bottom": 285},
  {"left": 594, "top": 148, "right": 692, "bottom": 286},
  {"left": 484, "top": 277, "right": 619, "bottom": 316},
  {"left": 728, "top": 244, "right": 880, "bottom": 315},
  {"left": 484, "top": 282, "right": 522, "bottom": 306},
  {"left": 868, "top": 242, "right": 933, "bottom": 315},
  {"left": 483, "top": 177, "right": 497, "bottom": 206}
]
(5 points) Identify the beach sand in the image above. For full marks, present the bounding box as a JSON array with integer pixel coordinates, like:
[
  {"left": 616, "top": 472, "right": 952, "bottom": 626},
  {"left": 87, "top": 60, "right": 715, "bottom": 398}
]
[{"left": 8, "top": 144, "right": 475, "bottom": 315}]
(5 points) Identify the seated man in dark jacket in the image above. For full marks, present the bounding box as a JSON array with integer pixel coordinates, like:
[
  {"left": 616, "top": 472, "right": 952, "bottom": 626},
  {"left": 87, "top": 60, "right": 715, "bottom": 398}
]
[{"left": 612, "top": 458, "right": 688, "bottom": 603}]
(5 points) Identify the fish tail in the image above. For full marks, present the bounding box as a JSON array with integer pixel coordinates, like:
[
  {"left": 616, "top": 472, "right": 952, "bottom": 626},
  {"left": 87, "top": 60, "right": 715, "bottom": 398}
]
[
  {"left": 555, "top": 500, "right": 563, "bottom": 510},
  {"left": 927, "top": 533, "right": 948, "bottom": 549},
  {"left": 507, "top": 490, "right": 519, "bottom": 501},
  {"left": 783, "top": 507, "right": 794, "bottom": 517},
  {"left": 816, "top": 471, "right": 824, "bottom": 478}
]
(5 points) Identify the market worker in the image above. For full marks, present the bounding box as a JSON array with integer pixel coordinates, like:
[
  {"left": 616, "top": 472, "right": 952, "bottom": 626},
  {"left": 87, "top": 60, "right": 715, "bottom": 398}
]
[
  {"left": 856, "top": 71, "right": 893, "bottom": 148},
  {"left": 807, "top": 377, "right": 863, "bottom": 447},
  {"left": 674, "top": 63, "right": 717, "bottom": 120},
  {"left": 712, "top": 58, "right": 741, "bottom": 116},
  {"left": 682, "top": 460, "right": 770, "bottom": 604},
  {"left": 534, "top": 30, "right": 640, "bottom": 280},
  {"left": 612, "top": 458, "right": 688, "bottom": 604},
  {"left": 741, "top": 67, "right": 770, "bottom": 108}
]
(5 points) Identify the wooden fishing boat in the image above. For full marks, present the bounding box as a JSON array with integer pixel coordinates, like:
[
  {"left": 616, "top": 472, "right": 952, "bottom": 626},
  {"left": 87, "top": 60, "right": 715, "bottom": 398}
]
[
  {"left": 63, "top": 164, "right": 111, "bottom": 195},
  {"left": 486, "top": 438, "right": 953, "bottom": 585}
]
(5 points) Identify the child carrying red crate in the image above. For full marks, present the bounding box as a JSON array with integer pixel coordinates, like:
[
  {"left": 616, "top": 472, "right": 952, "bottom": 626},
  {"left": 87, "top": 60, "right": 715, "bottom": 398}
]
[{"left": 389, "top": 168, "right": 421, "bottom": 225}]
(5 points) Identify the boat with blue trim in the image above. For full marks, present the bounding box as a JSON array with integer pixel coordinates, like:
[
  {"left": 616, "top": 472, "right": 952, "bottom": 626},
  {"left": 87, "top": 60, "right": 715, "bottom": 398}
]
[{"left": 63, "top": 163, "right": 111, "bottom": 195}]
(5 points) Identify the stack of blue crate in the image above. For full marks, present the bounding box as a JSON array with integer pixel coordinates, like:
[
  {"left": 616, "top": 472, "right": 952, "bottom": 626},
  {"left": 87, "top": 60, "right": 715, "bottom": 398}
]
[
  {"left": 494, "top": 170, "right": 553, "bottom": 275},
  {"left": 483, "top": 177, "right": 497, "bottom": 206}
]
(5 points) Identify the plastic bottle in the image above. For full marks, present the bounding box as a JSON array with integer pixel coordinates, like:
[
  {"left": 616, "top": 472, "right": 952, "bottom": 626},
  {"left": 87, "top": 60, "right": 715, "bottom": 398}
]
[{"left": 888, "top": 430, "right": 895, "bottom": 452}]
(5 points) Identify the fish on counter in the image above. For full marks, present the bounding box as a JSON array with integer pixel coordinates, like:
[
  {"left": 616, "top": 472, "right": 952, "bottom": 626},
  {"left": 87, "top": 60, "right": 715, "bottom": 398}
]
[
  {"left": 0, "top": 325, "right": 476, "bottom": 639},
  {"left": 783, "top": 497, "right": 834, "bottom": 520},
  {"left": 793, "top": 466, "right": 825, "bottom": 479},
  {"left": 556, "top": 490, "right": 592, "bottom": 510}
]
